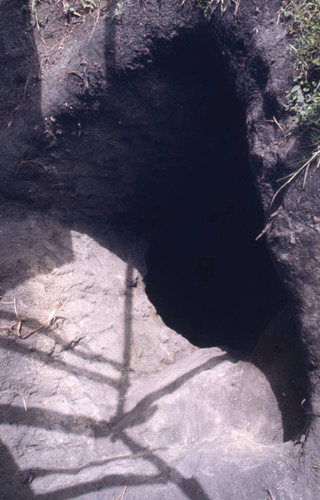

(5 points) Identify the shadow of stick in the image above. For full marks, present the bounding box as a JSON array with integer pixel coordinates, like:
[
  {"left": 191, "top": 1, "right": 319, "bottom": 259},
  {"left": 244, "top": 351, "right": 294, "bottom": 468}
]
[{"left": 114, "top": 262, "right": 133, "bottom": 419}]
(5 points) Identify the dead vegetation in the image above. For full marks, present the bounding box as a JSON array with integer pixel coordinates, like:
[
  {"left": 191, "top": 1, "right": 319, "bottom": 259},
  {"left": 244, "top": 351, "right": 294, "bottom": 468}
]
[
  {"left": 0, "top": 296, "right": 63, "bottom": 340},
  {"left": 194, "top": 0, "right": 241, "bottom": 17}
]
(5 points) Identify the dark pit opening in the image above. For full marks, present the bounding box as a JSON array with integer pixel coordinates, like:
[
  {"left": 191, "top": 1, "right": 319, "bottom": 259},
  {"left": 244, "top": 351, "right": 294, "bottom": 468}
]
[{"left": 143, "top": 31, "right": 286, "bottom": 350}]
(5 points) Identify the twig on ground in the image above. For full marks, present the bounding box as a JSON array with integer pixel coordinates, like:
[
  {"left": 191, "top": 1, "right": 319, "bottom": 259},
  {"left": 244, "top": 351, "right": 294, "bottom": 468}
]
[
  {"left": 0, "top": 389, "right": 27, "bottom": 411},
  {"left": 2, "top": 299, "right": 63, "bottom": 339},
  {"left": 89, "top": 6, "right": 101, "bottom": 40},
  {"left": 10, "top": 317, "right": 25, "bottom": 337},
  {"left": 264, "top": 116, "right": 285, "bottom": 133},
  {"left": 114, "top": 486, "right": 127, "bottom": 500},
  {"left": 271, "top": 148, "right": 320, "bottom": 205},
  {"left": 256, "top": 207, "right": 281, "bottom": 240},
  {"left": 13, "top": 297, "right": 18, "bottom": 318},
  {"left": 234, "top": 0, "right": 241, "bottom": 15},
  {"left": 6, "top": 297, "right": 26, "bottom": 337},
  {"left": 15, "top": 159, "right": 46, "bottom": 177},
  {"left": 272, "top": 115, "right": 285, "bottom": 133},
  {"left": 300, "top": 398, "right": 320, "bottom": 417},
  {"left": 20, "top": 302, "right": 63, "bottom": 340}
]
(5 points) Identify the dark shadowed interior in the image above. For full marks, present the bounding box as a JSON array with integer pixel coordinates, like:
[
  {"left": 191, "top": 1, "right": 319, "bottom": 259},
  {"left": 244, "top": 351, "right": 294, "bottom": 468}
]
[
  {"left": 142, "top": 31, "right": 286, "bottom": 350},
  {"left": 0, "top": 16, "right": 286, "bottom": 353}
]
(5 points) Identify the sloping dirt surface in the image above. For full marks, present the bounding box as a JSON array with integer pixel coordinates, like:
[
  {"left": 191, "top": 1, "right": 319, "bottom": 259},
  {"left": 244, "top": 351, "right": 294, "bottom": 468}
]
[{"left": 0, "top": 203, "right": 293, "bottom": 499}]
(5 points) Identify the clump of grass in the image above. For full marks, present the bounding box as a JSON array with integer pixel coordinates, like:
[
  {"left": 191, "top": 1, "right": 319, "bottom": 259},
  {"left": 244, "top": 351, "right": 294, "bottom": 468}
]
[
  {"left": 81, "top": 0, "right": 98, "bottom": 10},
  {"left": 62, "top": 0, "right": 104, "bottom": 18},
  {"left": 195, "top": 0, "right": 240, "bottom": 19},
  {"left": 282, "top": 0, "right": 320, "bottom": 135},
  {"left": 274, "top": 0, "right": 320, "bottom": 202}
]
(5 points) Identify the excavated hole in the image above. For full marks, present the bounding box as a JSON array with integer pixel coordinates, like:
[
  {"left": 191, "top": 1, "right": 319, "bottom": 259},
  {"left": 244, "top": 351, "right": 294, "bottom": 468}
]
[{"left": 141, "top": 31, "right": 287, "bottom": 351}]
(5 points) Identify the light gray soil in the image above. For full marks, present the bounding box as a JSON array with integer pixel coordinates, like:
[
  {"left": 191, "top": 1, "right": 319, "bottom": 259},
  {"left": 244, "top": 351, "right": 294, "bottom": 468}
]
[{"left": 0, "top": 203, "right": 305, "bottom": 499}]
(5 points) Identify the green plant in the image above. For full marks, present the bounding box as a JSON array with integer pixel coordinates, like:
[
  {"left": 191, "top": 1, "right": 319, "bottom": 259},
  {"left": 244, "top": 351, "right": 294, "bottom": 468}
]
[
  {"left": 31, "top": 0, "right": 39, "bottom": 29},
  {"left": 282, "top": 1, "right": 320, "bottom": 130},
  {"left": 114, "top": 0, "right": 131, "bottom": 18},
  {"left": 105, "top": 0, "right": 131, "bottom": 19},
  {"left": 81, "top": 0, "right": 97, "bottom": 10},
  {"left": 196, "top": 0, "right": 240, "bottom": 19},
  {"left": 62, "top": 1, "right": 83, "bottom": 17},
  {"left": 63, "top": 2, "right": 77, "bottom": 16},
  {"left": 274, "top": 0, "right": 320, "bottom": 202},
  {"left": 62, "top": 0, "right": 105, "bottom": 17}
]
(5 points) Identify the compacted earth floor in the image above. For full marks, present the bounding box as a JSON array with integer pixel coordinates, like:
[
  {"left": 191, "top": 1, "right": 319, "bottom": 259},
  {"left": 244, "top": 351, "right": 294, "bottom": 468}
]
[{"left": 0, "top": 202, "right": 307, "bottom": 499}]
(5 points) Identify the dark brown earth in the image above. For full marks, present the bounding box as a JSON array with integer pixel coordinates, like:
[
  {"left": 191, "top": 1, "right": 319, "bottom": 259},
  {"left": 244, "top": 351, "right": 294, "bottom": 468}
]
[{"left": 0, "top": 1, "right": 319, "bottom": 498}]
